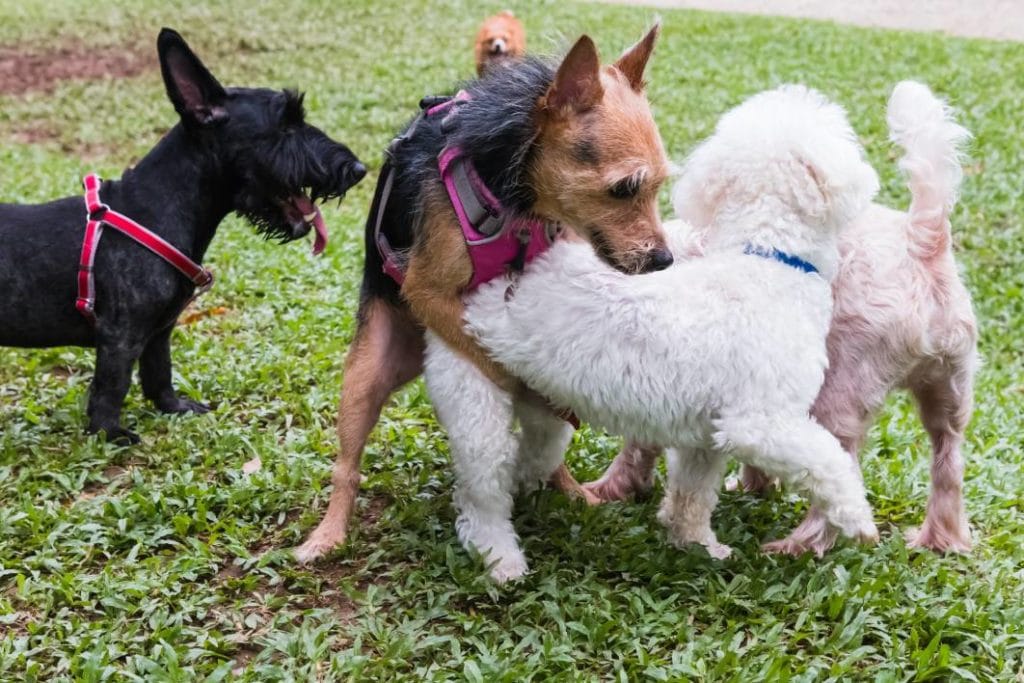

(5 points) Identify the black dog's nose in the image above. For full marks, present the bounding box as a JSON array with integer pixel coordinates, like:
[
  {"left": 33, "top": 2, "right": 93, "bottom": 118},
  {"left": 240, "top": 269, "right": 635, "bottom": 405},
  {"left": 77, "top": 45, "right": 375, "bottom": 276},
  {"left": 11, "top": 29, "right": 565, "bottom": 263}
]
[
  {"left": 351, "top": 162, "right": 367, "bottom": 182},
  {"left": 646, "top": 248, "right": 674, "bottom": 272}
]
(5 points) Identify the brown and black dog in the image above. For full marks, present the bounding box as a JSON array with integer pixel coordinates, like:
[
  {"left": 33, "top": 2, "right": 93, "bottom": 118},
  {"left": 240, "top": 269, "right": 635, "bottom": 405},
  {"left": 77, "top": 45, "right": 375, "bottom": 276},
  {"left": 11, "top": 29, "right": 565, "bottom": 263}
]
[
  {"left": 296, "top": 26, "right": 671, "bottom": 562},
  {"left": 474, "top": 10, "right": 527, "bottom": 76}
]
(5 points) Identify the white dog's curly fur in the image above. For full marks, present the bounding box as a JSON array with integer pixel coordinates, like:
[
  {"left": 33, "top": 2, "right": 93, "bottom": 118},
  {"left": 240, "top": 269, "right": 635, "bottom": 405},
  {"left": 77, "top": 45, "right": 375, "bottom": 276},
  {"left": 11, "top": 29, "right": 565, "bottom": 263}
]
[
  {"left": 424, "top": 85, "right": 881, "bottom": 581},
  {"left": 588, "top": 80, "right": 978, "bottom": 557}
]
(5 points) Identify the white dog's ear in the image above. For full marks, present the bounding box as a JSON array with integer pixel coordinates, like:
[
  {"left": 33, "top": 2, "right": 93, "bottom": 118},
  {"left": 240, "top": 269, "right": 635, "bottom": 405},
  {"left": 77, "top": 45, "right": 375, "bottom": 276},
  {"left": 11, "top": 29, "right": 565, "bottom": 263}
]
[
  {"left": 671, "top": 146, "right": 732, "bottom": 227},
  {"left": 794, "top": 154, "right": 879, "bottom": 228},
  {"left": 792, "top": 157, "right": 830, "bottom": 221}
]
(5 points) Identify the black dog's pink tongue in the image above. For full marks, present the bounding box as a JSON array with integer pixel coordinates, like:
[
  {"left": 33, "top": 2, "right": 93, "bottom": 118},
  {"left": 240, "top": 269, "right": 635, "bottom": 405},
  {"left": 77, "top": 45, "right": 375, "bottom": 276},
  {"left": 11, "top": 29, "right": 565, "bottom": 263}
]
[
  {"left": 293, "top": 196, "right": 327, "bottom": 255},
  {"left": 310, "top": 207, "right": 327, "bottom": 256}
]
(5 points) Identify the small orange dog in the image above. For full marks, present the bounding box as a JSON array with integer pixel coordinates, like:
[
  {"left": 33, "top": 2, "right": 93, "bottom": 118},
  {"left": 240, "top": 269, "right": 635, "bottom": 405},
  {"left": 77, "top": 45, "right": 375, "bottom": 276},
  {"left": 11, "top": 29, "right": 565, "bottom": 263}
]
[{"left": 474, "top": 10, "right": 526, "bottom": 76}]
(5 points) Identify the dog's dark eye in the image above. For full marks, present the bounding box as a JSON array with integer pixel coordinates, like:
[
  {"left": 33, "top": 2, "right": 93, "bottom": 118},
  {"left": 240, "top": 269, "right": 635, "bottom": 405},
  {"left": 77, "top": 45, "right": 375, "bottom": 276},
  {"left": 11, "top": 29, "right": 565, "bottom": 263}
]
[{"left": 608, "top": 176, "right": 641, "bottom": 200}]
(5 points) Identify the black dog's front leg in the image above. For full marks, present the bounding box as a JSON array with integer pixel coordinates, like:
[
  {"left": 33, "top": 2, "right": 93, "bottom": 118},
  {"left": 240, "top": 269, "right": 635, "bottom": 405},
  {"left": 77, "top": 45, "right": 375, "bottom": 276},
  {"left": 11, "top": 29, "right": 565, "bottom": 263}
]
[
  {"left": 139, "top": 325, "right": 211, "bottom": 415},
  {"left": 87, "top": 339, "right": 144, "bottom": 445}
]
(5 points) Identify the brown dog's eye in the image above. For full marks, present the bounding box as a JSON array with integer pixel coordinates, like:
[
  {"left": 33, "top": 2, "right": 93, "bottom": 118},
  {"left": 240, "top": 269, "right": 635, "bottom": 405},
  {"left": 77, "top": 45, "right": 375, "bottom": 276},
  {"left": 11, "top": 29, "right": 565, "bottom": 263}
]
[{"left": 608, "top": 176, "right": 641, "bottom": 200}]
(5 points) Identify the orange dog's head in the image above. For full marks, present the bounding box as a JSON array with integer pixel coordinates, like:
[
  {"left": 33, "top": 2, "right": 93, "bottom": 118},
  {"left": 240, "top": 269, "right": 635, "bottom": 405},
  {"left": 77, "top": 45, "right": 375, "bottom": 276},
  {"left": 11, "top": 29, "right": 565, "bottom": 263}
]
[{"left": 474, "top": 11, "right": 526, "bottom": 76}]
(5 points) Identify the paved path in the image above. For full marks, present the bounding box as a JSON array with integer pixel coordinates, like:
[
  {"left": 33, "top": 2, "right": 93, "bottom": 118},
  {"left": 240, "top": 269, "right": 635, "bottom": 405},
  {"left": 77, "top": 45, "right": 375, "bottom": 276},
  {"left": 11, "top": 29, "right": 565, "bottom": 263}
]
[{"left": 597, "top": 0, "right": 1024, "bottom": 42}]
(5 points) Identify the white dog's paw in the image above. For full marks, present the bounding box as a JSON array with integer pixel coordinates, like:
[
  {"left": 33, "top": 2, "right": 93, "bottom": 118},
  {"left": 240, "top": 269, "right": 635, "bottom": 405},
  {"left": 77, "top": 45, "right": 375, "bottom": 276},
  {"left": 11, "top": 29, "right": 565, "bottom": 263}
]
[
  {"left": 663, "top": 524, "right": 732, "bottom": 559},
  {"left": 827, "top": 505, "right": 880, "bottom": 545},
  {"left": 666, "top": 531, "right": 732, "bottom": 560},
  {"left": 704, "top": 540, "right": 733, "bottom": 560},
  {"left": 488, "top": 549, "right": 529, "bottom": 584},
  {"left": 655, "top": 495, "right": 677, "bottom": 529}
]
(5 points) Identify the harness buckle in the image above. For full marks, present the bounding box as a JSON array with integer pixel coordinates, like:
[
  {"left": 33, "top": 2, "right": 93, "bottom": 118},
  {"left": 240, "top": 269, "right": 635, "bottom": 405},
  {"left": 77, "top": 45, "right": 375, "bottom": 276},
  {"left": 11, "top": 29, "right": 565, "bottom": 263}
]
[
  {"left": 195, "top": 270, "right": 215, "bottom": 295},
  {"left": 76, "top": 297, "right": 95, "bottom": 314},
  {"left": 474, "top": 212, "right": 504, "bottom": 238},
  {"left": 88, "top": 203, "right": 110, "bottom": 222}
]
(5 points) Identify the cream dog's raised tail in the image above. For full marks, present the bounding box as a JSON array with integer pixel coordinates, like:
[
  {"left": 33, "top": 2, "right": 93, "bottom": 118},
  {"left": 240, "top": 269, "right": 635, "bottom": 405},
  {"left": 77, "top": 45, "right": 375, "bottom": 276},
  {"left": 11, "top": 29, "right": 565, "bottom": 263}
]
[{"left": 888, "top": 80, "right": 971, "bottom": 258}]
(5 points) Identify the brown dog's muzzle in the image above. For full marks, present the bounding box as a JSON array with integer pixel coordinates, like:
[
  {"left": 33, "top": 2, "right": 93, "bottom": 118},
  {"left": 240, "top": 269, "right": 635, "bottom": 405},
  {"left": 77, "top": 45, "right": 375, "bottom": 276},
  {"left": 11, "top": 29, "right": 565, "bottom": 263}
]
[{"left": 639, "top": 247, "right": 674, "bottom": 273}]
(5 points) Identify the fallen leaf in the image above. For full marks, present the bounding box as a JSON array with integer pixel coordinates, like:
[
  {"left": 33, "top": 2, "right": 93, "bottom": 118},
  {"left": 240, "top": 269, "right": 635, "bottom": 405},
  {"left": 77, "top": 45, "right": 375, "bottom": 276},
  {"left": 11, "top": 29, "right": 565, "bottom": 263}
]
[{"left": 178, "top": 306, "right": 231, "bottom": 326}]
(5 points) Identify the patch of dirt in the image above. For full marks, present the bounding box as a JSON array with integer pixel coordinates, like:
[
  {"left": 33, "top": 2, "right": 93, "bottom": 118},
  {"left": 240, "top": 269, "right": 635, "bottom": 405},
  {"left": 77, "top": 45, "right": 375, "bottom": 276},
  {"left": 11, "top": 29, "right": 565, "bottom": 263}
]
[
  {"left": 72, "top": 465, "right": 130, "bottom": 505},
  {"left": 8, "top": 120, "right": 129, "bottom": 160},
  {"left": 10, "top": 125, "right": 58, "bottom": 145},
  {"left": 0, "top": 609, "right": 39, "bottom": 637},
  {"left": 360, "top": 493, "right": 390, "bottom": 528},
  {"left": 230, "top": 644, "right": 262, "bottom": 676},
  {"left": 217, "top": 562, "right": 246, "bottom": 581},
  {"left": 0, "top": 41, "right": 150, "bottom": 96},
  {"left": 47, "top": 364, "right": 80, "bottom": 379}
]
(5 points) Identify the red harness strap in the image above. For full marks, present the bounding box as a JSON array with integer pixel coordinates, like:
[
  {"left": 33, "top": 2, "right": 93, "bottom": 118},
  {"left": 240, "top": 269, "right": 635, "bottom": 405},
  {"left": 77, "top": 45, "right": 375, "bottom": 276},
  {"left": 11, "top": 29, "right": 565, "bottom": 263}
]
[{"left": 77, "top": 174, "right": 213, "bottom": 324}]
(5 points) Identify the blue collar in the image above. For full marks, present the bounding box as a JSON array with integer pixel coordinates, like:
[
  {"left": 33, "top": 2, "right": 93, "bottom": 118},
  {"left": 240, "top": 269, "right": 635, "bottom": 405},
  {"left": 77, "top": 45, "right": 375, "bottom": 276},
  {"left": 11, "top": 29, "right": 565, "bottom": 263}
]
[{"left": 743, "top": 244, "right": 818, "bottom": 274}]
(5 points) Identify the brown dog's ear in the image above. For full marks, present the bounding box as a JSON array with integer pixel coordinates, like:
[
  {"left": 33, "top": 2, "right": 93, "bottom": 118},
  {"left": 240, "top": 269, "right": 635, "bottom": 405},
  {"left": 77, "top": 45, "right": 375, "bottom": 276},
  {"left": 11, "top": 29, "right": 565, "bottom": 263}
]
[
  {"left": 544, "top": 35, "right": 603, "bottom": 114},
  {"left": 614, "top": 23, "right": 660, "bottom": 91}
]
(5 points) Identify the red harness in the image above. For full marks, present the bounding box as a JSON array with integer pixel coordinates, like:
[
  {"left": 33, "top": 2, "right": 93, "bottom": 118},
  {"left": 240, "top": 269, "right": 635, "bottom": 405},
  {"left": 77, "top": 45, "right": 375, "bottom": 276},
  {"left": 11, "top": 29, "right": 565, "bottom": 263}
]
[{"left": 77, "top": 173, "right": 213, "bottom": 324}]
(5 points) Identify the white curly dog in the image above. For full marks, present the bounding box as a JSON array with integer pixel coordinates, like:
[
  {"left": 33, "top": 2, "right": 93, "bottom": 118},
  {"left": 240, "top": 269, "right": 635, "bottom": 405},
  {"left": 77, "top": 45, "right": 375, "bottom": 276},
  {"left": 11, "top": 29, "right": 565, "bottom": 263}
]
[
  {"left": 424, "top": 84, "right": 881, "bottom": 582},
  {"left": 586, "top": 81, "right": 977, "bottom": 558}
]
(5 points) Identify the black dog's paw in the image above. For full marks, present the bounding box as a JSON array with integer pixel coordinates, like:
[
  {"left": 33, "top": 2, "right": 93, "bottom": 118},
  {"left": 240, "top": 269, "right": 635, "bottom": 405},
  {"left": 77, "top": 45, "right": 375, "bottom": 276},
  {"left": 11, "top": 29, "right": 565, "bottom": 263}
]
[
  {"left": 156, "top": 396, "right": 212, "bottom": 415},
  {"left": 89, "top": 425, "right": 141, "bottom": 446}
]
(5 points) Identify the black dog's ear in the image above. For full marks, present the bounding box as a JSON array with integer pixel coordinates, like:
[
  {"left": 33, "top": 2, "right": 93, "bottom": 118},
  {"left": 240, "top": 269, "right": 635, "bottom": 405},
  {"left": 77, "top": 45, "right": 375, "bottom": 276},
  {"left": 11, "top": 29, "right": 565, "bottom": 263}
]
[{"left": 158, "top": 28, "right": 228, "bottom": 127}]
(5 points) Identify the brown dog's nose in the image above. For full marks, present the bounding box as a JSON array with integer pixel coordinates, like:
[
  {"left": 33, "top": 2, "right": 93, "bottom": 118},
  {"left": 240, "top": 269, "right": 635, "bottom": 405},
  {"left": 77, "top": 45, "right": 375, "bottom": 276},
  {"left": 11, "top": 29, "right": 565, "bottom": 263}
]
[{"left": 645, "top": 248, "right": 674, "bottom": 272}]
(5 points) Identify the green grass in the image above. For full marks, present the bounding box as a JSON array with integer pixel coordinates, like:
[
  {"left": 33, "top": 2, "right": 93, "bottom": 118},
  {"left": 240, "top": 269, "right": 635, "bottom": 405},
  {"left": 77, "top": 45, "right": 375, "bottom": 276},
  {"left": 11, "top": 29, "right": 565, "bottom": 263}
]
[{"left": 1, "top": 0, "right": 1023, "bottom": 679}]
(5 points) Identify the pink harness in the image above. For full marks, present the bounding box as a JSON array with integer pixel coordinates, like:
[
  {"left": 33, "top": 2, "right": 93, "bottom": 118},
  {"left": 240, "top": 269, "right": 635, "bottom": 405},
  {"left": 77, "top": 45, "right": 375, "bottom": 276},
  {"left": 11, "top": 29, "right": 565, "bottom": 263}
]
[
  {"left": 77, "top": 173, "right": 213, "bottom": 324},
  {"left": 375, "top": 92, "right": 559, "bottom": 290}
]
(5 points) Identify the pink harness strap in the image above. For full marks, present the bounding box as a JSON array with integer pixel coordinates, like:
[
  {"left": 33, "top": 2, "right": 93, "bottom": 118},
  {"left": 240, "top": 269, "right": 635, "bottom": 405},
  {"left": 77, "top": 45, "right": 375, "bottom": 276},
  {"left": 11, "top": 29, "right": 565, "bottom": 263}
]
[
  {"left": 77, "top": 174, "right": 213, "bottom": 324},
  {"left": 437, "top": 146, "right": 557, "bottom": 290},
  {"left": 373, "top": 90, "right": 558, "bottom": 291}
]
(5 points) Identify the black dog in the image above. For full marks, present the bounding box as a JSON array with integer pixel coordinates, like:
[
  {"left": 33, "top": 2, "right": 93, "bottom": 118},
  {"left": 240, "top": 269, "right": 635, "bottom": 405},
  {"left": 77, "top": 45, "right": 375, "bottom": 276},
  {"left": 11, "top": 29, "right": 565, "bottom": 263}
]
[{"left": 0, "top": 28, "right": 366, "bottom": 443}]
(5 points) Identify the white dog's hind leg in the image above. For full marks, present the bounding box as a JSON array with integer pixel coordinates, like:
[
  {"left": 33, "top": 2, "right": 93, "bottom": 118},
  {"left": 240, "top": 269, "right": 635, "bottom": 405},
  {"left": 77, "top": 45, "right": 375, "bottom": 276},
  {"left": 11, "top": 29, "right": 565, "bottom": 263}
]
[
  {"left": 761, "top": 371, "right": 874, "bottom": 556},
  {"left": 423, "top": 333, "right": 526, "bottom": 583},
  {"left": 514, "top": 397, "right": 574, "bottom": 495},
  {"left": 713, "top": 414, "right": 879, "bottom": 551},
  {"left": 657, "top": 448, "right": 732, "bottom": 559}
]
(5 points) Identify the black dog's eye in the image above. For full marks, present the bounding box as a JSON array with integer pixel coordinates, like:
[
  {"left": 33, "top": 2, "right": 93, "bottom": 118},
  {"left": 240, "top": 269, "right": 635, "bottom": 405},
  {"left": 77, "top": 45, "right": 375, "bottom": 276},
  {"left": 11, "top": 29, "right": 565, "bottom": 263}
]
[{"left": 608, "top": 176, "right": 642, "bottom": 200}]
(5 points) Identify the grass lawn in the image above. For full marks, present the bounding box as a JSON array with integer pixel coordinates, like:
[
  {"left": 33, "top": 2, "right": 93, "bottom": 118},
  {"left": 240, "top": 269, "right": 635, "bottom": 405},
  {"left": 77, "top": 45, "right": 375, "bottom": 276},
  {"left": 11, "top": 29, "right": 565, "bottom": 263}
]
[{"left": 2, "top": 0, "right": 1023, "bottom": 679}]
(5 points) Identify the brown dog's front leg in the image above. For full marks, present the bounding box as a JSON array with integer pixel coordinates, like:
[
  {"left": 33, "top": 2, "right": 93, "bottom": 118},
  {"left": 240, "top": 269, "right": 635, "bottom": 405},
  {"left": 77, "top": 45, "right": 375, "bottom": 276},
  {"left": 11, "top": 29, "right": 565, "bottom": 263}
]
[
  {"left": 295, "top": 298, "right": 424, "bottom": 562},
  {"left": 547, "top": 463, "right": 605, "bottom": 505}
]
